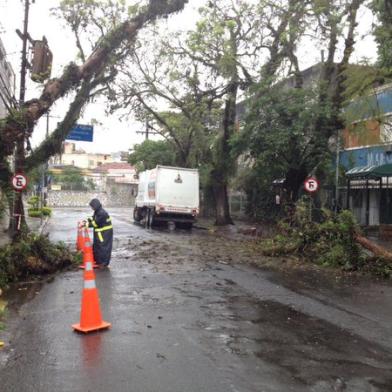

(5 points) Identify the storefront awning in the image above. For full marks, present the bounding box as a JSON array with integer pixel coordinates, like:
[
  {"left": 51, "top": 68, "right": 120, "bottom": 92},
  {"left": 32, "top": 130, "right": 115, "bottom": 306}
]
[{"left": 346, "top": 163, "right": 392, "bottom": 179}]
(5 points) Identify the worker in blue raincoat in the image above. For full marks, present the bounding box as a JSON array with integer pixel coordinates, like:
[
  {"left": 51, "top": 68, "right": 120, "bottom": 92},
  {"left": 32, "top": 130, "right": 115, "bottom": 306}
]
[{"left": 85, "top": 198, "right": 113, "bottom": 267}]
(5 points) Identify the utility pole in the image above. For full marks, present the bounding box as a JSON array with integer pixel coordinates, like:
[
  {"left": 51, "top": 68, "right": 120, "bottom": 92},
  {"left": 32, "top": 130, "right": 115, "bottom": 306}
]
[
  {"left": 19, "top": 0, "right": 31, "bottom": 104},
  {"left": 12, "top": 0, "right": 34, "bottom": 236},
  {"left": 136, "top": 119, "right": 158, "bottom": 140}
]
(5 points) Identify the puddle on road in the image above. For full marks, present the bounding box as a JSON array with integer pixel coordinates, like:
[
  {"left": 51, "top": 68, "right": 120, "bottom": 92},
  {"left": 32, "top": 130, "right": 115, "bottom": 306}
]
[
  {"left": 2, "top": 282, "right": 43, "bottom": 311},
  {"left": 195, "top": 292, "right": 392, "bottom": 391}
]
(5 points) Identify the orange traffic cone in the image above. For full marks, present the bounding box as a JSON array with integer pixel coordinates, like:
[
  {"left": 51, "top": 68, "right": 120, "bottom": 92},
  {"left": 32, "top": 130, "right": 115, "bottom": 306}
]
[
  {"left": 72, "top": 249, "right": 111, "bottom": 333},
  {"left": 76, "top": 225, "right": 84, "bottom": 251},
  {"left": 82, "top": 227, "right": 91, "bottom": 251},
  {"left": 79, "top": 237, "right": 99, "bottom": 269}
]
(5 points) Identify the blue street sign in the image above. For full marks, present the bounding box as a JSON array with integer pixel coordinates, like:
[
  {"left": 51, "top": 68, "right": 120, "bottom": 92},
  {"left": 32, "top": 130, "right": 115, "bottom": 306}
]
[{"left": 66, "top": 124, "right": 94, "bottom": 142}]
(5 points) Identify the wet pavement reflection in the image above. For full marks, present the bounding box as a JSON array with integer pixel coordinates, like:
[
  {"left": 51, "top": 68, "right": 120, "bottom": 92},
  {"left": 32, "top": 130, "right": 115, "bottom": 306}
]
[
  {"left": 0, "top": 208, "right": 392, "bottom": 391},
  {"left": 80, "top": 332, "right": 103, "bottom": 369}
]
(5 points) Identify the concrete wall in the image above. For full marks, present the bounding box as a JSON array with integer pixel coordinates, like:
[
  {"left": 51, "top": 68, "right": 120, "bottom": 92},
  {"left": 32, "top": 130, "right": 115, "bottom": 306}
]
[{"left": 47, "top": 183, "right": 137, "bottom": 207}]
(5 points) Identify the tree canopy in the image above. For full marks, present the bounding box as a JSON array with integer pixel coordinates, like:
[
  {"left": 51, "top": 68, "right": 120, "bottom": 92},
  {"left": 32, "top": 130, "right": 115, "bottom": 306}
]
[
  {"left": 2, "top": 0, "right": 391, "bottom": 230},
  {"left": 128, "top": 140, "right": 177, "bottom": 171},
  {"left": 0, "top": 0, "right": 189, "bottom": 236}
]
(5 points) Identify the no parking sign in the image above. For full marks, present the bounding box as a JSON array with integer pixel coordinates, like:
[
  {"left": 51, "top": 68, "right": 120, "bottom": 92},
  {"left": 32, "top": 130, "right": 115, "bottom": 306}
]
[
  {"left": 11, "top": 173, "right": 28, "bottom": 192},
  {"left": 304, "top": 177, "right": 319, "bottom": 193}
]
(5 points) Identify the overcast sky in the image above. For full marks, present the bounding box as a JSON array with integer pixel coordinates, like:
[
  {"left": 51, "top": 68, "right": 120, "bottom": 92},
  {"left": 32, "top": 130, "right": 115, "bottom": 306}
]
[{"left": 0, "top": 0, "right": 378, "bottom": 154}]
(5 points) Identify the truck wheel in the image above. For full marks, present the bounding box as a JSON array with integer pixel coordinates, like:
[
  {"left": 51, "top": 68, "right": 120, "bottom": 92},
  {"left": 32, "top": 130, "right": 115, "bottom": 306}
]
[
  {"left": 133, "top": 207, "right": 141, "bottom": 222},
  {"left": 148, "top": 209, "right": 154, "bottom": 228},
  {"left": 144, "top": 209, "right": 150, "bottom": 228}
]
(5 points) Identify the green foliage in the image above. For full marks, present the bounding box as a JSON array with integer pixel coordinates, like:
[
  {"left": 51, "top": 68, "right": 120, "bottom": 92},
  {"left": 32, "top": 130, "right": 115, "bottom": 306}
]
[
  {"left": 235, "top": 164, "right": 281, "bottom": 221},
  {"left": 260, "top": 202, "right": 361, "bottom": 266},
  {"left": 259, "top": 199, "right": 392, "bottom": 277},
  {"left": 85, "top": 178, "right": 96, "bottom": 191},
  {"left": 128, "top": 140, "right": 177, "bottom": 171},
  {"left": 27, "top": 201, "right": 51, "bottom": 218},
  {"left": 26, "top": 166, "right": 44, "bottom": 192},
  {"left": 28, "top": 209, "right": 43, "bottom": 218},
  {"left": 54, "top": 0, "right": 132, "bottom": 57},
  {"left": 41, "top": 207, "right": 52, "bottom": 217},
  {"left": 371, "top": 0, "right": 392, "bottom": 71},
  {"left": 28, "top": 195, "right": 42, "bottom": 218},
  {"left": 343, "top": 63, "right": 390, "bottom": 100},
  {"left": 0, "top": 190, "right": 6, "bottom": 221},
  {"left": 0, "top": 234, "right": 77, "bottom": 289},
  {"left": 50, "top": 166, "right": 93, "bottom": 191},
  {"left": 234, "top": 86, "right": 333, "bottom": 216},
  {"left": 27, "top": 196, "right": 40, "bottom": 209},
  {"left": 237, "top": 86, "right": 332, "bottom": 169}
]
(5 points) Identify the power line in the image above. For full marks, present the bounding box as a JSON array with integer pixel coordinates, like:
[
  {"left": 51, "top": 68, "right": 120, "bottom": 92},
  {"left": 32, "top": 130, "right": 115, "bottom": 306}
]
[{"left": 136, "top": 119, "right": 158, "bottom": 140}]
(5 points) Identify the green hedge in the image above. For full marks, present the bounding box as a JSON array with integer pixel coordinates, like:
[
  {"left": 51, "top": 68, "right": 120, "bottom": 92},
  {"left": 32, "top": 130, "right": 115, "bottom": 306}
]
[
  {"left": 41, "top": 207, "right": 52, "bottom": 217},
  {"left": 28, "top": 207, "right": 52, "bottom": 218},
  {"left": 28, "top": 209, "right": 43, "bottom": 218},
  {"left": 27, "top": 196, "right": 39, "bottom": 209}
]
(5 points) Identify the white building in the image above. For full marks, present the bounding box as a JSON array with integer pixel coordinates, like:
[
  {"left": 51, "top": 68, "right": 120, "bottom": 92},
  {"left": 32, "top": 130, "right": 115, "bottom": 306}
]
[
  {"left": 51, "top": 142, "right": 113, "bottom": 169},
  {"left": 0, "top": 37, "right": 15, "bottom": 119},
  {"left": 92, "top": 162, "right": 138, "bottom": 191}
]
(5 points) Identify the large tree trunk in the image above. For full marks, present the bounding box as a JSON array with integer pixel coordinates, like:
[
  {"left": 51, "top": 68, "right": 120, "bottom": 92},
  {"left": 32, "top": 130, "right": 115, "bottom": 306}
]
[
  {"left": 212, "top": 78, "right": 237, "bottom": 225},
  {"left": 10, "top": 139, "right": 27, "bottom": 237},
  {"left": 284, "top": 166, "right": 308, "bottom": 202},
  {"left": 213, "top": 183, "right": 233, "bottom": 226},
  {"left": 211, "top": 26, "right": 238, "bottom": 226}
]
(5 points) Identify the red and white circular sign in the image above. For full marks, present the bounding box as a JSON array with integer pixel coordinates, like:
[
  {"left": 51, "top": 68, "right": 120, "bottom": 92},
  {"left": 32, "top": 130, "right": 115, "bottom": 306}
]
[
  {"left": 11, "top": 173, "right": 28, "bottom": 191},
  {"left": 304, "top": 177, "right": 319, "bottom": 193}
]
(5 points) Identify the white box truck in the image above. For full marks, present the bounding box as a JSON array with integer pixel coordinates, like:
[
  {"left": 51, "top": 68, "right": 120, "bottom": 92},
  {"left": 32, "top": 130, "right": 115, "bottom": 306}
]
[{"left": 133, "top": 165, "right": 199, "bottom": 228}]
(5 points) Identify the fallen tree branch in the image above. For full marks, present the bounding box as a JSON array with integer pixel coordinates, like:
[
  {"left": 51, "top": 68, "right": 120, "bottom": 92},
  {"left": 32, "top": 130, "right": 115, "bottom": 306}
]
[
  {"left": 354, "top": 233, "right": 392, "bottom": 261},
  {"left": 0, "top": 0, "right": 189, "bottom": 156}
]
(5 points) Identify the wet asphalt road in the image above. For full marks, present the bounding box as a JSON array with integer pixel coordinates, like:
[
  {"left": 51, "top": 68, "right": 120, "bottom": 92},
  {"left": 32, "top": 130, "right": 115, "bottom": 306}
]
[{"left": 1, "top": 207, "right": 392, "bottom": 391}]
